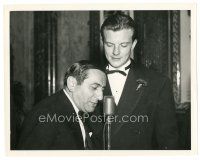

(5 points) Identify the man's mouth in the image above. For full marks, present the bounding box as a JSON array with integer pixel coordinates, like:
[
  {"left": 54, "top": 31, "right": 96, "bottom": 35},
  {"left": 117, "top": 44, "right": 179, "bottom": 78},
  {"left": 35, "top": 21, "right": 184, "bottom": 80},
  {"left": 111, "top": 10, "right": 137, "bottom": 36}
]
[
  {"left": 111, "top": 57, "right": 121, "bottom": 61},
  {"left": 91, "top": 102, "right": 98, "bottom": 106}
]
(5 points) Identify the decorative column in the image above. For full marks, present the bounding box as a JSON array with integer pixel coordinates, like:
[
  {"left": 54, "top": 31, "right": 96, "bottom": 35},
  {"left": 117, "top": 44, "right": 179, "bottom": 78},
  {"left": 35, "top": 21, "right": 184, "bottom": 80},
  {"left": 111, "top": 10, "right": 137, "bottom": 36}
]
[
  {"left": 171, "top": 11, "right": 181, "bottom": 105},
  {"left": 34, "top": 12, "right": 57, "bottom": 104}
]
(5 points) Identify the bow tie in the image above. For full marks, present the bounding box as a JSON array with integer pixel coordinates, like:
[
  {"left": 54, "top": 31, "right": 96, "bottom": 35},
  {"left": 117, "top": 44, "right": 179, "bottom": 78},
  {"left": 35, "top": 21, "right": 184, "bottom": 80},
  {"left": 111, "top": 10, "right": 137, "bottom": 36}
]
[
  {"left": 106, "top": 63, "right": 131, "bottom": 76},
  {"left": 106, "top": 70, "right": 127, "bottom": 76}
]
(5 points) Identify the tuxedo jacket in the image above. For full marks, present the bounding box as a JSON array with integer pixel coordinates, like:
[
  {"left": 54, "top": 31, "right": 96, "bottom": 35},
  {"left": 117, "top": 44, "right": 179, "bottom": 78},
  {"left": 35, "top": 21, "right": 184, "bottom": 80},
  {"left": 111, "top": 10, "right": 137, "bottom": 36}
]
[
  {"left": 91, "top": 60, "right": 179, "bottom": 150},
  {"left": 17, "top": 90, "right": 86, "bottom": 150}
]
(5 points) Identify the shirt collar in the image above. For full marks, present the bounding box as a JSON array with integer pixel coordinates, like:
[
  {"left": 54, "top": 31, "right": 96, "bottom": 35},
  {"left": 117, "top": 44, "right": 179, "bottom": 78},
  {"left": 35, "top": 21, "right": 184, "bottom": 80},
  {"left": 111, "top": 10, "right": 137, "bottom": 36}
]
[{"left": 63, "top": 88, "right": 79, "bottom": 115}]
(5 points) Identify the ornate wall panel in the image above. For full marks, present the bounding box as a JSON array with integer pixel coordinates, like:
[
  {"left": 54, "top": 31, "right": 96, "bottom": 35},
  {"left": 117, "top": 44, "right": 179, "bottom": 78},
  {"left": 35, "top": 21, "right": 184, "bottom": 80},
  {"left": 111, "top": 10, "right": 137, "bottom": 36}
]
[
  {"left": 56, "top": 11, "right": 90, "bottom": 90},
  {"left": 10, "top": 11, "right": 34, "bottom": 149},
  {"left": 34, "top": 12, "right": 57, "bottom": 103},
  {"left": 134, "top": 11, "right": 170, "bottom": 76},
  {"left": 135, "top": 11, "right": 181, "bottom": 105},
  {"left": 10, "top": 11, "right": 34, "bottom": 110},
  {"left": 89, "top": 11, "right": 101, "bottom": 65},
  {"left": 171, "top": 11, "right": 181, "bottom": 105}
]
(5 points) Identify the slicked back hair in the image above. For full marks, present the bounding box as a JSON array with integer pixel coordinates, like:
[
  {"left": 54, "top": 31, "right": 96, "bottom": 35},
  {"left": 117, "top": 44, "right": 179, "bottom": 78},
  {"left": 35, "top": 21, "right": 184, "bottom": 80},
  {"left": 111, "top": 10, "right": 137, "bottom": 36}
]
[
  {"left": 100, "top": 12, "right": 137, "bottom": 42},
  {"left": 64, "top": 60, "right": 103, "bottom": 86}
]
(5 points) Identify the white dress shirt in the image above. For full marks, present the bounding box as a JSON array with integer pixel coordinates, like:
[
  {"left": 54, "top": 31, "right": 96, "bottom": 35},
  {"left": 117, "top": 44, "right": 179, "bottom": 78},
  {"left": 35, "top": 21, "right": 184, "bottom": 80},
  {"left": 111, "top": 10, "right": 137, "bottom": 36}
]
[
  {"left": 107, "top": 60, "right": 131, "bottom": 105},
  {"left": 63, "top": 89, "right": 86, "bottom": 147}
]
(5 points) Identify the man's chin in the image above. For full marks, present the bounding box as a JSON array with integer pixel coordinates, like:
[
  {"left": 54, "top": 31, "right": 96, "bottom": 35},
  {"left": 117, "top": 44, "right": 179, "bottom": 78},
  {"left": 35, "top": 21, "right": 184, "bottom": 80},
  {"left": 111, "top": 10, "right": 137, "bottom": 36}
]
[
  {"left": 86, "top": 106, "right": 96, "bottom": 113},
  {"left": 110, "top": 63, "right": 122, "bottom": 69},
  {"left": 109, "top": 61, "right": 123, "bottom": 68}
]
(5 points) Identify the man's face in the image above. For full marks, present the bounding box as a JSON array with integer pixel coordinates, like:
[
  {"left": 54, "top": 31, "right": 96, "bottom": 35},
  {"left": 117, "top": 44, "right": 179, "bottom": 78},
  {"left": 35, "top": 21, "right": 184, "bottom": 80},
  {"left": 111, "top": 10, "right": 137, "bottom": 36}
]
[
  {"left": 72, "top": 69, "right": 106, "bottom": 113},
  {"left": 103, "top": 29, "right": 135, "bottom": 69}
]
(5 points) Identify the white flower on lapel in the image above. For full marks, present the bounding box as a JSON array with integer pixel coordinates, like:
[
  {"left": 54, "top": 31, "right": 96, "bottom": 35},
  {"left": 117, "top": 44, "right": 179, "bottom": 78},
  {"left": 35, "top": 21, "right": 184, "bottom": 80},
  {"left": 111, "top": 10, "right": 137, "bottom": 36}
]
[
  {"left": 89, "top": 132, "right": 93, "bottom": 137},
  {"left": 136, "top": 79, "right": 148, "bottom": 91}
]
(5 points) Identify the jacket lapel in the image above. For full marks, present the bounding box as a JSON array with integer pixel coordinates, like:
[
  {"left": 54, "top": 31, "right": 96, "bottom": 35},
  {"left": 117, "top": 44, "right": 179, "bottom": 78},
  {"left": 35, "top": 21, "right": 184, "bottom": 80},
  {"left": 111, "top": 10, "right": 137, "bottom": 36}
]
[
  {"left": 116, "top": 62, "right": 144, "bottom": 115},
  {"left": 59, "top": 90, "right": 85, "bottom": 148},
  {"left": 105, "top": 61, "right": 148, "bottom": 135}
]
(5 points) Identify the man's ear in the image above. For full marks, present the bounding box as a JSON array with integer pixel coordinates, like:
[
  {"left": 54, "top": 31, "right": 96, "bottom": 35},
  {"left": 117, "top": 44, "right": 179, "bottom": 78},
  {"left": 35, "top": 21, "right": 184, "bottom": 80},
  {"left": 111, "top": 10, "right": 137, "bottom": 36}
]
[{"left": 67, "top": 76, "right": 77, "bottom": 92}]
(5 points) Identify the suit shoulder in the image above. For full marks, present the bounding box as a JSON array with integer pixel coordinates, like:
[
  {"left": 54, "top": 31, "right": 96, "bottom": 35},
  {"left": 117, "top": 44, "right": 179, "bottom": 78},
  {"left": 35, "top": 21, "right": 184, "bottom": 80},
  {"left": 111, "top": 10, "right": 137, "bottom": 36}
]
[
  {"left": 139, "top": 65, "right": 170, "bottom": 80},
  {"left": 135, "top": 64, "right": 172, "bottom": 89},
  {"left": 20, "top": 90, "right": 67, "bottom": 133},
  {"left": 29, "top": 90, "right": 66, "bottom": 115}
]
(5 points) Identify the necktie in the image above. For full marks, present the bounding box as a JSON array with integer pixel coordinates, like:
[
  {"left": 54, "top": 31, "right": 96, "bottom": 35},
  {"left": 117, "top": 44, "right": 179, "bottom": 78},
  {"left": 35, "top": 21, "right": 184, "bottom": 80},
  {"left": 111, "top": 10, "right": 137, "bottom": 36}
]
[
  {"left": 106, "top": 63, "right": 131, "bottom": 76},
  {"left": 78, "top": 111, "right": 93, "bottom": 150}
]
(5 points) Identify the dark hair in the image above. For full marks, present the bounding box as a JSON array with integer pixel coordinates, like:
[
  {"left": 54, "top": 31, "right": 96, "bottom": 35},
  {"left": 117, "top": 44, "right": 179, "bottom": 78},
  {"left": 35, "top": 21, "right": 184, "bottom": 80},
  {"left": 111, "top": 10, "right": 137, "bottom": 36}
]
[
  {"left": 64, "top": 60, "right": 103, "bottom": 86},
  {"left": 100, "top": 12, "right": 137, "bottom": 42}
]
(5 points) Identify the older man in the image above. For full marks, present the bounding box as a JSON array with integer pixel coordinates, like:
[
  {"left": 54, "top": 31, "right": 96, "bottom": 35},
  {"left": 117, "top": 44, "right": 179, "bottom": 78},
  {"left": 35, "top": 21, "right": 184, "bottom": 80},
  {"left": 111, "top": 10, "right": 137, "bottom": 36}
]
[{"left": 17, "top": 60, "right": 106, "bottom": 150}]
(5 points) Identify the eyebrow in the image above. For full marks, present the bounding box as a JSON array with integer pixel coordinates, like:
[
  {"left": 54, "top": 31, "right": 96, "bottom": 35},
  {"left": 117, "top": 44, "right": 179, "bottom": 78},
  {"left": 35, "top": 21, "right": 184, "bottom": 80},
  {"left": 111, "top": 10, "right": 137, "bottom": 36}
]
[
  {"left": 105, "top": 41, "right": 131, "bottom": 44},
  {"left": 91, "top": 83, "right": 105, "bottom": 88},
  {"left": 105, "top": 41, "right": 112, "bottom": 43}
]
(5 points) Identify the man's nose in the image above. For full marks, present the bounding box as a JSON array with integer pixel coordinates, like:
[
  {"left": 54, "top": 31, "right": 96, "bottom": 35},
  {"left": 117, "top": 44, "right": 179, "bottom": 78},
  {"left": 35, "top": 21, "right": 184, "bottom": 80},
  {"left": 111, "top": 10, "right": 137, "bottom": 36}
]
[
  {"left": 113, "top": 45, "right": 120, "bottom": 55},
  {"left": 96, "top": 89, "right": 103, "bottom": 101}
]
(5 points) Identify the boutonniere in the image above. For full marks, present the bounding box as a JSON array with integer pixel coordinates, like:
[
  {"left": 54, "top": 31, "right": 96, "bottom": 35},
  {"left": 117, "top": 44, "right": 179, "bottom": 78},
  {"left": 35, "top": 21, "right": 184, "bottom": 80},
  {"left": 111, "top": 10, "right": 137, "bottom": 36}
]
[
  {"left": 89, "top": 132, "right": 93, "bottom": 137},
  {"left": 136, "top": 79, "right": 148, "bottom": 91}
]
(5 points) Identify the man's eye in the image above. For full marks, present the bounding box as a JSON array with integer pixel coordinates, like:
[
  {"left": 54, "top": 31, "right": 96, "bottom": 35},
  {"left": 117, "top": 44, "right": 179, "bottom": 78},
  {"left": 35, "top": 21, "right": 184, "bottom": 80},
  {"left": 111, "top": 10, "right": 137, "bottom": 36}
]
[
  {"left": 121, "top": 43, "right": 128, "bottom": 47},
  {"left": 91, "top": 86, "right": 97, "bottom": 90},
  {"left": 106, "top": 43, "right": 113, "bottom": 47}
]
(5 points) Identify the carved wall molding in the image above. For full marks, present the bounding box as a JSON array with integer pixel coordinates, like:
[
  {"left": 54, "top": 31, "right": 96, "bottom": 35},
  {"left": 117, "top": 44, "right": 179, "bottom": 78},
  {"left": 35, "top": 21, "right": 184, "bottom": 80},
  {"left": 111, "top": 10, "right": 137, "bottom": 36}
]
[
  {"left": 34, "top": 12, "right": 57, "bottom": 103},
  {"left": 171, "top": 10, "right": 181, "bottom": 105}
]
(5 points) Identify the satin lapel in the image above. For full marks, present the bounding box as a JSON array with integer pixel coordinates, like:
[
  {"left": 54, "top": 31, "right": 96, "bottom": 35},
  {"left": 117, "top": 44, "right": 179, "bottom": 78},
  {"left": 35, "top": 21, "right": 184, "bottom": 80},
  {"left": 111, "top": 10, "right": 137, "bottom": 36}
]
[{"left": 111, "top": 63, "right": 147, "bottom": 135}]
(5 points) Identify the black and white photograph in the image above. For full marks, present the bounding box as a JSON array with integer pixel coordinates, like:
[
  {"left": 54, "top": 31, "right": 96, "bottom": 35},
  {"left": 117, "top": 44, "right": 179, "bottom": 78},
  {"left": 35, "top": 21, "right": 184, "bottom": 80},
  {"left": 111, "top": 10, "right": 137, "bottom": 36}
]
[{"left": 3, "top": 3, "right": 197, "bottom": 157}]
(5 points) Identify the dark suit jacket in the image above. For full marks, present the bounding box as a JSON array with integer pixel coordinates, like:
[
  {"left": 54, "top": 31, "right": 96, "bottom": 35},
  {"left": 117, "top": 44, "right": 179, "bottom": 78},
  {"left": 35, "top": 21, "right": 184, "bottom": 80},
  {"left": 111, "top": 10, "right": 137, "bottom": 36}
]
[
  {"left": 91, "top": 60, "right": 179, "bottom": 150},
  {"left": 17, "top": 90, "right": 85, "bottom": 150}
]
